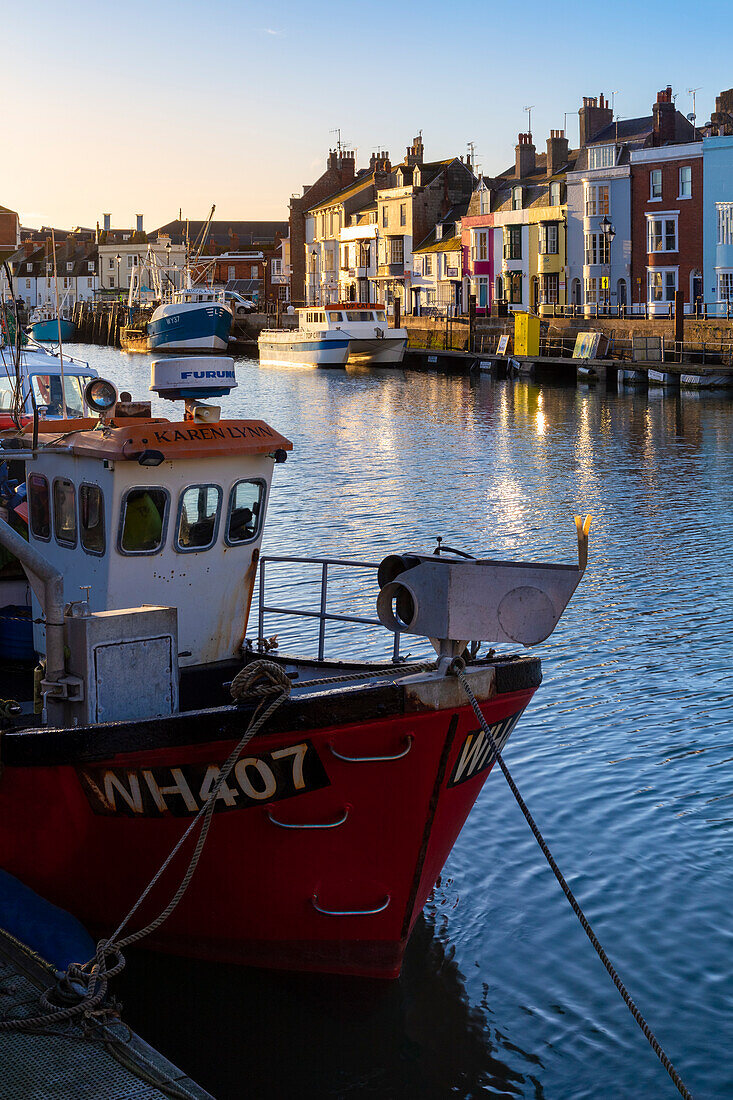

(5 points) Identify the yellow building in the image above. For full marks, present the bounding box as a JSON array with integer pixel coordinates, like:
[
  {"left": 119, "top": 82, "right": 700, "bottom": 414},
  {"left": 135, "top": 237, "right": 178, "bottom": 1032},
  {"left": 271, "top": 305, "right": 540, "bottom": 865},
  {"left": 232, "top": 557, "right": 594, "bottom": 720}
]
[{"left": 488, "top": 131, "right": 578, "bottom": 314}]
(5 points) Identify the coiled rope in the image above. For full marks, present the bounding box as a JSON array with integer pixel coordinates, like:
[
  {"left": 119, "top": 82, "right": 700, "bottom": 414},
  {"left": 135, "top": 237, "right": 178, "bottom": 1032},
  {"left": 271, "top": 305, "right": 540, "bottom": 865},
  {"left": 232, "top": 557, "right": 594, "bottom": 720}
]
[
  {"left": 0, "top": 659, "right": 291, "bottom": 1034},
  {"left": 450, "top": 658, "right": 693, "bottom": 1100}
]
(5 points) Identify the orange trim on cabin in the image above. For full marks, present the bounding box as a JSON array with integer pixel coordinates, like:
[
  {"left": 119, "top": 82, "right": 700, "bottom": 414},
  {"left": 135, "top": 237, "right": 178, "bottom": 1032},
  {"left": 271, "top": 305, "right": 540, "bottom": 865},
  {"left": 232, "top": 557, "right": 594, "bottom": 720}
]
[{"left": 11, "top": 418, "right": 294, "bottom": 461}]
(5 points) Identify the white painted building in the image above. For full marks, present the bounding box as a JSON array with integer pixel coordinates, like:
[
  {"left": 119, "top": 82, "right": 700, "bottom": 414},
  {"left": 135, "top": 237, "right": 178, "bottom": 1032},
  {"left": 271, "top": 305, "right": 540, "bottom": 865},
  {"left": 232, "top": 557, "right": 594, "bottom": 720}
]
[
  {"left": 566, "top": 154, "right": 632, "bottom": 313},
  {"left": 98, "top": 237, "right": 185, "bottom": 294}
]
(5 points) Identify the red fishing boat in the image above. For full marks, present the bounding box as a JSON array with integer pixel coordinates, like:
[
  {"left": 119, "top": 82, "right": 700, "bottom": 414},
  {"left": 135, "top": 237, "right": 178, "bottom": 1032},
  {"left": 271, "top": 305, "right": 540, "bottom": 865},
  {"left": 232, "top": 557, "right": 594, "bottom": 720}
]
[{"left": 0, "top": 360, "right": 589, "bottom": 978}]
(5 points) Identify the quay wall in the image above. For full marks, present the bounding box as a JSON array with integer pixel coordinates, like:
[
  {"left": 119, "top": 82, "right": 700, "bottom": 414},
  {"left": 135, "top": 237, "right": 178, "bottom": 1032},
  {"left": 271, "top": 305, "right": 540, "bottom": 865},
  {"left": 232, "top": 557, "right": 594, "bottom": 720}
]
[{"left": 402, "top": 314, "right": 733, "bottom": 353}]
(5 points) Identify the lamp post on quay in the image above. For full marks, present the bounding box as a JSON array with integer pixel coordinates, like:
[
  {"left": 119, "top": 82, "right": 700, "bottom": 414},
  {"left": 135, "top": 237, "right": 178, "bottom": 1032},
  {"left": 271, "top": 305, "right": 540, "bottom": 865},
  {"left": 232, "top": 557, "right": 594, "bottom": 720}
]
[
  {"left": 115, "top": 253, "right": 121, "bottom": 294},
  {"left": 599, "top": 214, "right": 616, "bottom": 314}
]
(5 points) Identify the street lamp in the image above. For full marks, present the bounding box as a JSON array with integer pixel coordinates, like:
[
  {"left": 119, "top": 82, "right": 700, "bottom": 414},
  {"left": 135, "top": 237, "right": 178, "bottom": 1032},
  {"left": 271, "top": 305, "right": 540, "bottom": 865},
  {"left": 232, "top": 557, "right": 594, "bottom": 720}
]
[
  {"left": 599, "top": 214, "right": 616, "bottom": 313},
  {"left": 310, "top": 248, "right": 317, "bottom": 305},
  {"left": 115, "top": 253, "right": 121, "bottom": 293}
]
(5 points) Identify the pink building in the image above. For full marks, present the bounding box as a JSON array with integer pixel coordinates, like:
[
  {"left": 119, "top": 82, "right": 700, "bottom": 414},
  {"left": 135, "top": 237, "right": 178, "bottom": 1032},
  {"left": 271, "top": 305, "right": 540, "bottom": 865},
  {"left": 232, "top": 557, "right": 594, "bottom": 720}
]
[{"left": 462, "top": 180, "right": 494, "bottom": 314}]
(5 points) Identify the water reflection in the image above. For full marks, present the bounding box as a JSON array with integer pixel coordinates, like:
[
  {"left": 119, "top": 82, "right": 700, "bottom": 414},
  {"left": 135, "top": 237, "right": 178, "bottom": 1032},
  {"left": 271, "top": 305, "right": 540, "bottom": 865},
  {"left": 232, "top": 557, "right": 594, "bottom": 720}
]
[{"left": 119, "top": 907, "right": 544, "bottom": 1100}]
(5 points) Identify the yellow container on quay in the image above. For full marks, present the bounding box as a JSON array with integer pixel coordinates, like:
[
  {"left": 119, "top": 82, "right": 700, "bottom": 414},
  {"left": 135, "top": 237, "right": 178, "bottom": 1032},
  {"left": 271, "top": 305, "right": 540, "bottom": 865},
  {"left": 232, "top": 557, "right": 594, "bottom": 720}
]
[{"left": 514, "top": 312, "right": 540, "bottom": 357}]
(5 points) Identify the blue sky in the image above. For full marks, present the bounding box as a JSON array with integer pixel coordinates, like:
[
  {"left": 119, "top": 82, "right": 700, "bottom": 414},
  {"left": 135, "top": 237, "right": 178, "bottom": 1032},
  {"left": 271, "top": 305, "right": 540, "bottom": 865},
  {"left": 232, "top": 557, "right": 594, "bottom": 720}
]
[{"left": 4, "top": 0, "right": 729, "bottom": 230}]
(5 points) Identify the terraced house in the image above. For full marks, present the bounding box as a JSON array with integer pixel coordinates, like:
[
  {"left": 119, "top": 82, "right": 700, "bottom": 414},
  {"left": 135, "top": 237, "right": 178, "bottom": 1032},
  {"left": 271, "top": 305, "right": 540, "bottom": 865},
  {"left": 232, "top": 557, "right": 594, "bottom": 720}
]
[
  {"left": 486, "top": 130, "right": 577, "bottom": 315},
  {"left": 411, "top": 208, "right": 466, "bottom": 314},
  {"left": 304, "top": 152, "right": 390, "bottom": 305},
  {"left": 566, "top": 89, "right": 696, "bottom": 314},
  {"left": 373, "top": 136, "right": 475, "bottom": 314}
]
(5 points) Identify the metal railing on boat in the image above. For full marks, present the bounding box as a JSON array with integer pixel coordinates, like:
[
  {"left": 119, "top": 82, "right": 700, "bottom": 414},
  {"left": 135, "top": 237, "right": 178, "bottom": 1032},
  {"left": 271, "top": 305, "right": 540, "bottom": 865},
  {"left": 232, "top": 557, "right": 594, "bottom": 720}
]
[{"left": 257, "top": 554, "right": 403, "bottom": 662}]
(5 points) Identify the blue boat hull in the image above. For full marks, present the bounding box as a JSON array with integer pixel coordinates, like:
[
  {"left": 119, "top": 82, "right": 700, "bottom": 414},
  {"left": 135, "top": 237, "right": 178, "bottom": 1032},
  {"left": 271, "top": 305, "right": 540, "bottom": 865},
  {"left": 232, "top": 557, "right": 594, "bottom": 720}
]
[
  {"left": 148, "top": 304, "right": 232, "bottom": 352},
  {"left": 30, "top": 319, "right": 76, "bottom": 343}
]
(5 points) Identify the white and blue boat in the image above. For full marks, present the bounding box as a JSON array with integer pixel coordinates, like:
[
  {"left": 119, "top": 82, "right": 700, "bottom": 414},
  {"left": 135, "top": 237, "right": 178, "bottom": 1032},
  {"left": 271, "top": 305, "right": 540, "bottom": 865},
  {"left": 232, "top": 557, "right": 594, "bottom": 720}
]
[
  {"left": 147, "top": 287, "right": 233, "bottom": 352},
  {"left": 258, "top": 304, "right": 407, "bottom": 368},
  {"left": 28, "top": 303, "right": 76, "bottom": 343}
]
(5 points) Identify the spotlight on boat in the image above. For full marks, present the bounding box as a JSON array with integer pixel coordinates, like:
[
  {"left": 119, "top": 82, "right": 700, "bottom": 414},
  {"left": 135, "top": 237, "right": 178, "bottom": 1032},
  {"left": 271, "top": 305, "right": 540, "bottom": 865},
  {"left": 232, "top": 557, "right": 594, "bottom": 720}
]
[
  {"left": 84, "top": 377, "right": 118, "bottom": 415},
  {"left": 137, "top": 449, "right": 165, "bottom": 467}
]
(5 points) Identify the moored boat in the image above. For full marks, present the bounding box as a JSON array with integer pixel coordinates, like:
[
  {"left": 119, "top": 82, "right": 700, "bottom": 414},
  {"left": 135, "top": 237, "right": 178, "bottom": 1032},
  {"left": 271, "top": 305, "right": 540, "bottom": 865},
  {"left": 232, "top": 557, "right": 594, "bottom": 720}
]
[
  {"left": 259, "top": 304, "right": 407, "bottom": 368},
  {"left": 147, "top": 287, "right": 234, "bottom": 352},
  {"left": 28, "top": 303, "right": 76, "bottom": 343},
  {"left": 0, "top": 359, "right": 589, "bottom": 978}
]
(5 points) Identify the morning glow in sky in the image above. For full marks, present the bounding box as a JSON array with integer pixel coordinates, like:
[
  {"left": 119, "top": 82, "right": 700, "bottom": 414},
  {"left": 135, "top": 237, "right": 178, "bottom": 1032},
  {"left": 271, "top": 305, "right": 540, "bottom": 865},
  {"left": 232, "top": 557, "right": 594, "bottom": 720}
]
[{"left": 4, "top": 0, "right": 729, "bottom": 231}]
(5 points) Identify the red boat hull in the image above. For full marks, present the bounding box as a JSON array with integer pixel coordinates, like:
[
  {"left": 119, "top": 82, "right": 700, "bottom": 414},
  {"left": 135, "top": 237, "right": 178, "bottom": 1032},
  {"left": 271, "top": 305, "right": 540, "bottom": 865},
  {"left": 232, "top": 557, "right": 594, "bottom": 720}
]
[{"left": 0, "top": 682, "right": 535, "bottom": 978}]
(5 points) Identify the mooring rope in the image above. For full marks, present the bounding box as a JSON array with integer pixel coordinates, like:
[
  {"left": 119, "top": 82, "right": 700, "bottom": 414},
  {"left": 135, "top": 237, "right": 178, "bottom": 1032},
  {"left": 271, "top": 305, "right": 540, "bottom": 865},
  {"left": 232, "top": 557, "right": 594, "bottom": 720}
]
[
  {"left": 0, "top": 659, "right": 291, "bottom": 1034},
  {"left": 450, "top": 658, "right": 693, "bottom": 1100}
]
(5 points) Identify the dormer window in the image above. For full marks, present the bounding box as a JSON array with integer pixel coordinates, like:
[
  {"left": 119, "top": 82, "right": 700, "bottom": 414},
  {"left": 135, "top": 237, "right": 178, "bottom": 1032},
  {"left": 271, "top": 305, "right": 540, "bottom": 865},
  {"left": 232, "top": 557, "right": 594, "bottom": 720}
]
[
  {"left": 587, "top": 144, "right": 616, "bottom": 170},
  {"left": 413, "top": 166, "right": 421, "bottom": 186},
  {"left": 512, "top": 187, "right": 522, "bottom": 210},
  {"left": 66, "top": 262, "right": 73, "bottom": 272},
  {"left": 435, "top": 224, "right": 443, "bottom": 241},
  {"left": 479, "top": 188, "right": 490, "bottom": 215},
  {"left": 26, "top": 263, "right": 32, "bottom": 272}
]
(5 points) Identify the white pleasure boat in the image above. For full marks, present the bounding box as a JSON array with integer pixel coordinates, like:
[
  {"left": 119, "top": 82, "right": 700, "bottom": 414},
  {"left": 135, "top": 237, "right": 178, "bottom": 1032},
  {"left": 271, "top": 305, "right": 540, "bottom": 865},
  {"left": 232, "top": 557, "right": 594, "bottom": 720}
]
[{"left": 258, "top": 304, "right": 408, "bottom": 368}]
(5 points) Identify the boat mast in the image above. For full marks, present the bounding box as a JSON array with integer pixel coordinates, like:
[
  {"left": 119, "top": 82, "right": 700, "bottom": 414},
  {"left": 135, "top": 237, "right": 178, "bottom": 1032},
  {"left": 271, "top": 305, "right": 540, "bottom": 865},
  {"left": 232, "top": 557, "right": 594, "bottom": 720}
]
[{"left": 50, "top": 228, "right": 67, "bottom": 418}]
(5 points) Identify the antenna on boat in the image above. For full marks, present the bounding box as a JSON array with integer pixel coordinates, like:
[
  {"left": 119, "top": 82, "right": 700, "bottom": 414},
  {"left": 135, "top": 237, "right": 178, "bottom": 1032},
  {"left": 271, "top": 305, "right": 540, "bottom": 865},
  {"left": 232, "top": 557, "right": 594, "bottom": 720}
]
[{"left": 50, "top": 228, "right": 67, "bottom": 419}]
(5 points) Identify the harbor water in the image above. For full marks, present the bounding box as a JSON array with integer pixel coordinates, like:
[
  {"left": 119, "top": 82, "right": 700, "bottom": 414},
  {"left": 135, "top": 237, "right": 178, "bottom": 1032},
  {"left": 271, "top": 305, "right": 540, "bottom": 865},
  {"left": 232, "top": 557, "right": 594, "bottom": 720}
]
[{"left": 70, "top": 346, "right": 732, "bottom": 1098}]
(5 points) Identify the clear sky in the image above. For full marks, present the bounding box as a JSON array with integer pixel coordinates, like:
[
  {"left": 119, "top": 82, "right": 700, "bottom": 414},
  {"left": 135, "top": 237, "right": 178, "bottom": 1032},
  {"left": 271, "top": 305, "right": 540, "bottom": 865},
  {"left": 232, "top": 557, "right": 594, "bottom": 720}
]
[{"left": 4, "top": 0, "right": 730, "bottom": 231}]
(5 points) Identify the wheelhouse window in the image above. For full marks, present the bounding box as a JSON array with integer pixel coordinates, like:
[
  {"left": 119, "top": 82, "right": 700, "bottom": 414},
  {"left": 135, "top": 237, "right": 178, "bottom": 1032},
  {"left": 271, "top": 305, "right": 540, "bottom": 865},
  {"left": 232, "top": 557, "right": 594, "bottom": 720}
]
[
  {"left": 32, "top": 374, "right": 87, "bottom": 418},
  {"left": 28, "top": 474, "right": 51, "bottom": 540},
  {"left": 80, "top": 484, "right": 105, "bottom": 555},
  {"left": 119, "top": 487, "right": 169, "bottom": 554},
  {"left": 53, "top": 478, "right": 77, "bottom": 548},
  {"left": 345, "top": 310, "right": 374, "bottom": 321},
  {"left": 327, "top": 311, "right": 344, "bottom": 321},
  {"left": 176, "top": 485, "right": 222, "bottom": 551},
  {"left": 226, "top": 480, "right": 265, "bottom": 545}
]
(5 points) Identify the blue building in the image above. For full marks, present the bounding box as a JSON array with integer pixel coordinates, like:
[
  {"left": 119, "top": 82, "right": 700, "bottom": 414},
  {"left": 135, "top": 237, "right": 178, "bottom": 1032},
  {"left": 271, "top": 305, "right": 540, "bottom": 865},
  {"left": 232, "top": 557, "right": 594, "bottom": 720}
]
[{"left": 702, "top": 135, "right": 733, "bottom": 314}]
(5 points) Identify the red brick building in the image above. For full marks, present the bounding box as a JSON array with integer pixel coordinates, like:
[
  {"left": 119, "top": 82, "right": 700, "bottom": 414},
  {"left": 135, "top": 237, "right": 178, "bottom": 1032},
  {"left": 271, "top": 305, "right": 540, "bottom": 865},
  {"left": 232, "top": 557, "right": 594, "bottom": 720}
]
[
  {"left": 289, "top": 149, "right": 356, "bottom": 307},
  {"left": 630, "top": 120, "right": 703, "bottom": 314}
]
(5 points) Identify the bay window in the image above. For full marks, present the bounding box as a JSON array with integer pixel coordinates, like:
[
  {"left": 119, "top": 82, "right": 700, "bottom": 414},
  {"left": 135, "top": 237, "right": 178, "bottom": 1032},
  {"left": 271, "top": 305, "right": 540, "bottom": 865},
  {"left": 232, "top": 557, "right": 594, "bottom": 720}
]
[
  {"left": 647, "top": 268, "right": 677, "bottom": 303},
  {"left": 717, "top": 203, "right": 733, "bottom": 245},
  {"left": 538, "top": 223, "right": 558, "bottom": 255},
  {"left": 718, "top": 272, "right": 733, "bottom": 301},
  {"left": 647, "top": 216, "right": 677, "bottom": 253},
  {"left": 584, "top": 184, "right": 610, "bottom": 217}
]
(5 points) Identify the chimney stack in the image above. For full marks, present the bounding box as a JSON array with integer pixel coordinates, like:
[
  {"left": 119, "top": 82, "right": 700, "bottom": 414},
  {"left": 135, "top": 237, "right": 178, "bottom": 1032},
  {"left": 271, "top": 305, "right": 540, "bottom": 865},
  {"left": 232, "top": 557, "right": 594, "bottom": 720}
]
[
  {"left": 515, "top": 133, "right": 536, "bottom": 179},
  {"left": 103, "top": 213, "right": 111, "bottom": 232},
  {"left": 653, "top": 86, "right": 676, "bottom": 145},
  {"left": 546, "top": 130, "right": 569, "bottom": 177},
  {"left": 579, "top": 94, "right": 613, "bottom": 147},
  {"left": 406, "top": 135, "right": 424, "bottom": 166}
]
